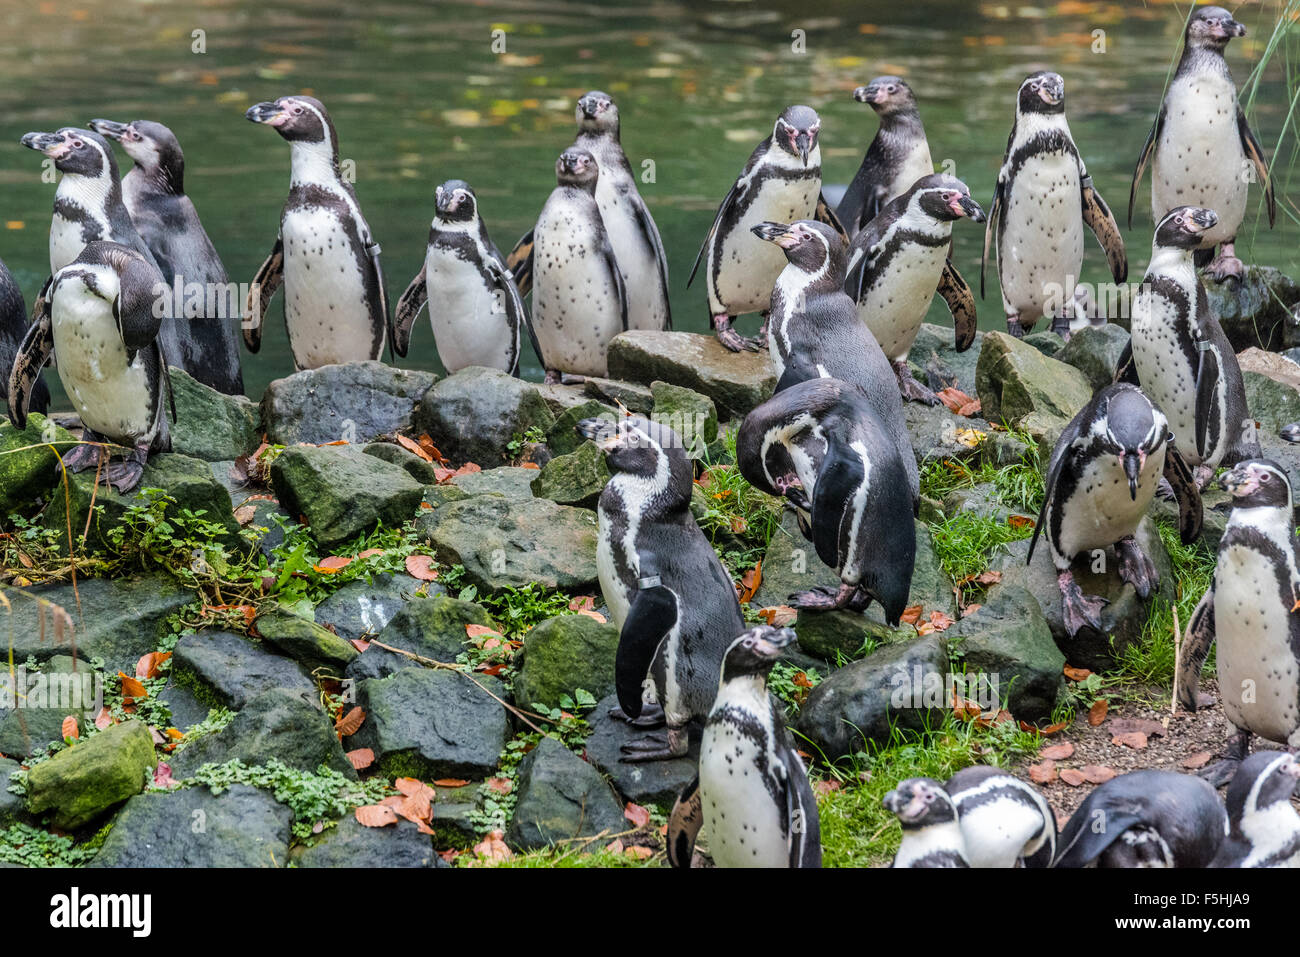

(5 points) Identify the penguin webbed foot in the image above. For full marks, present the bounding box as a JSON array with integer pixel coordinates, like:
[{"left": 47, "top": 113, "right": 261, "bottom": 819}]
[
  {"left": 893, "top": 360, "right": 941, "bottom": 406},
  {"left": 1005, "top": 316, "right": 1030, "bottom": 340},
  {"left": 1192, "top": 464, "right": 1216, "bottom": 492},
  {"left": 1114, "top": 535, "right": 1159, "bottom": 599},
  {"left": 713, "top": 314, "right": 761, "bottom": 353},
  {"left": 619, "top": 724, "right": 689, "bottom": 763},
  {"left": 1058, "top": 570, "right": 1107, "bottom": 636},
  {"left": 610, "top": 701, "right": 665, "bottom": 729},
  {"left": 790, "top": 583, "right": 855, "bottom": 612},
  {"left": 1199, "top": 730, "right": 1251, "bottom": 789},
  {"left": 543, "top": 369, "right": 563, "bottom": 385},
  {"left": 1154, "top": 477, "right": 1176, "bottom": 501},
  {"left": 559, "top": 373, "right": 588, "bottom": 386},
  {"left": 1204, "top": 244, "right": 1246, "bottom": 284},
  {"left": 57, "top": 439, "right": 105, "bottom": 476},
  {"left": 102, "top": 446, "right": 149, "bottom": 494}
]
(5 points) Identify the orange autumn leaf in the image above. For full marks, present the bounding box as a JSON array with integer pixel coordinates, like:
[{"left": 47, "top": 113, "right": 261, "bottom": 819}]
[
  {"left": 397, "top": 434, "right": 434, "bottom": 462},
  {"left": 1040, "top": 742, "right": 1074, "bottom": 761},
  {"left": 466, "top": 623, "right": 504, "bottom": 643},
  {"left": 1063, "top": 665, "right": 1092, "bottom": 681},
  {"left": 405, "top": 555, "right": 439, "bottom": 581},
  {"left": 956, "top": 398, "right": 982, "bottom": 417},
  {"left": 759, "top": 605, "right": 798, "bottom": 627},
  {"left": 350, "top": 638, "right": 370, "bottom": 653},
  {"left": 320, "top": 439, "right": 349, "bottom": 446},
  {"left": 1081, "top": 765, "right": 1117, "bottom": 784},
  {"left": 355, "top": 804, "right": 399, "bottom": 828},
  {"left": 135, "top": 651, "right": 172, "bottom": 679},
  {"left": 433, "top": 778, "right": 470, "bottom": 788},
  {"left": 118, "top": 673, "right": 147, "bottom": 698},
  {"left": 357, "top": 548, "right": 385, "bottom": 560},
  {"left": 417, "top": 434, "right": 448, "bottom": 464},
  {"left": 900, "top": 605, "right": 923, "bottom": 626},
  {"left": 1087, "top": 699, "right": 1109, "bottom": 726},
  {"left": 519, "top": 461, "right": 540, "bottom": 470},
  {"left": 736, "top": 561, "right": 762, "bottom": 604},
  {"left": 927, "top": 610, "right": 956, "bottom": 632},
  {"left": 334, "top": 706, "right": 365, "bottom": 737},
  {"left": 624, "top": 845, "right": 653, "bottom": 860},
  {"left": 1112, "top": 731, "right": 1148, "bottom": 750},
  {"left": 315, "top": 555, "right": 353, "bottom": 573},
  {"left": 1027, "top": 760, "right": 1057, "bottom": 784},
  {"left": 624, "top": 802, "right": 651, "bottom": 828},
  {"left": 936, "top": 387, "right": 977, "bottom": 414},
  {"left": 1007, "top": 515, "right": 1035, "bottom": 531},
  {"left": 346, "top": 748, "right": 375, "bottom": 771},
  {"left": 576, "top": 608, "right": 607, "bottom": 623},
  {"left": 1182, "top": 751, "right": 1212, "bottom": 770},
  {"left": 1059, "top": 768, "right": 1086, "bottom": 787},
  {"left": 93, "top": 708, "right": 113, "bottom": 731},
  {"left": 473, "top": 829, "right": 512, "bottom": 862},
  {"left": 61, "top": 715, "right": 78, "bottom": 740},
  {"left": 486, "top": 776, "right": 513, "bottom": 795},
  {"left": 568, "top": 595, "right": 598, "bottom": 613}
]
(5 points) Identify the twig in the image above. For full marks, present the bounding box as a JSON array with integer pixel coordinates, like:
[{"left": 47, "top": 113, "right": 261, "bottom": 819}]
[{"left": 1171, "top": 605, "right": 1182, "bottom": 717}]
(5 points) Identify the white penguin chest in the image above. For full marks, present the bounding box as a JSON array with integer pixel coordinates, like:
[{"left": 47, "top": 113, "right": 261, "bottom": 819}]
[
  {"left": 1241, "top": 805, "right": 1300, "bottom": 868},
  {"left": 894, "top": 821, "right": 967, "bottom": 867},
  {"left": 1154, "top": 73, "right": 1246, "bottom": 241},
  {"left": 889, "top": 142, "right": 935, "bottom": 205},
  {"left": 1131, "top": 285, "right": 1200, "bottom": 462},
  {"left": 857, "top": 240, "right": 948, "bottom": 360},
  {"left": 49, "top": 191, "right": 111, "bottom": 274},
  {"left": 1054, "top": 447, "right": 1163, "bottom": 559},
  {"left": 424, "top": 246, "right": 514, "bottom": 373},
  {"left": 999, "top": 151, "right": 1083, "bottom": 314},
  {"left": 956, "top": 796, "right": 1043, "bottom": 868},
  {"left": 711, "top": 173, "right": 820, "bottom": 315}
]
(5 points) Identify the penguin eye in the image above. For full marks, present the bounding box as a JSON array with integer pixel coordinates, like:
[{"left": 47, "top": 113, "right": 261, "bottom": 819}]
[
  {"left": 1261, "top": 472, "right": 1272, "bottom": 483},
  {"left": 887, "top": 85, "right": 897, "bottom": 93},
  {"left": 292, "top": 106, "right": 304, "bottom": 116},
  {"left": 71, "top": 139, "right": 84, "bottom": 148}
]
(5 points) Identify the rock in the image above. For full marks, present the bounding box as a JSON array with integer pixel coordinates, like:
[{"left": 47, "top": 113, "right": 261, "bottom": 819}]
[
  {"left": 584, "top": 694, "right": 700, "bottom": 807},
  {"left": 157, "top": 678, "right": 212, "bottom": 733},
  {"left": 505, "top": 736, "right": 625, "bottom": 851},
  {"left": 908, "top": 322, "right": 983, "bottom": 396},
  {"left": 607, "top": 330, "right": 776, "bottom": 419},
  {"left": 903, "top": 401, "right": 1029, "bottom": 470},
  {"left": 92, "top": 783, "right": 291, "bottom": 867},
  {"left": 0, "top": 759, "right": 30, "bottom": 826},
  {"left": 261, "top": 361, "right": 437, "bottom": 446},
  {"left": 0, "top": 413, "right": 75, "bottom": 514},
  {"left": 535, "top": 382, "right": 593, "bottom": 416},
  {"left": 313, "top": 572, "right": 431, "bottom": 642},
  {"left": 346, "top": 668, "right": 509, "bottom": 780},
  {"left": 271, "top": 444, "right": 423, "bottom": 551},
  {"left": 515, "top": 614, "right": 619, "bottom": 711},
  {"left": 1206, "top": 266, "right": 1300, "bottom": 353},
  {"left": 1023, "top": 330, "right": 1065, "bottom": 359},
  {"left": 546, "top": 400, "right": 617, "bottom": 457},
  {"left": 976, "top": 331, "right": 1092, "bottom": 429},
  {"left": 650, "top": 381, "right": 718, "bottom": 457},
  {"left": 412, "top": 367, "right": 556, "bottom": 466},
  {"left": 25, "top": 719, "right": 155, "bottom": 829},
  {"left": 294, "top": 815, "right": 435, "bottom": 868},
  {"left": 530, "top": 441, "right": 609, "bottom": 509},
  {"left": 944, "top": 483, "right": 1036, "bottom": 526},
  {"left": 583, "top": 377, "right": 654, "bottom": 414},
  {"left": 171, "top": 630, "right": 315, "bottom": 710},
  {"left": 430, "top": 800, "right": 478, "bottom": 849},
  {"left": 363, "top": 442, "right": 442, "bottom": 484},
  {"left": 0, "top": 656, "right": 89, "bottom": 756},
  {"left": 345, "top": 596, "right": 491, "bottom": 681},
  {"left": 255, "top": 608, "right": 358, "bottom": 674},
  {"left": 794, "top": 635, "right": 949, "bottom": 761},
  {"left": 452, "top": 466, "right": 537, "bottom": 501},
  {"left": 168, "top": 367, "right": 260, "bottom": 461},
  {"left": 1239, "top": 350, "right": 1300, "bottom": 434},
  {"left": 1056, "top": 324, "right": 1130, "bottom": 391}
]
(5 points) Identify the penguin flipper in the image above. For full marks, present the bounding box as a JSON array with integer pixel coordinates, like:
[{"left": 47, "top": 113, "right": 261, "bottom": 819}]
[
  {"left": 486, "top": 258, "right": 531, "bottom": 377},
  {"left": 1178, "top": 585, "right": 1216, "bottom": 714},
  {"left": 1237, "top": 106, "right": 1276, "bottom": 228},
  {"left": 365, "top": 239, "right": 393, "bottom": 362},
  {"left": 630, "top": 193, "right": 672, "bottom": 330},
  {"left": 246, "top": 237, "right": 284, "bottom": 354},
  {"left": 1163, "top": 439, "right": 1203, "bottom": 545},
  {"left": 7, "top": 281, "right": 54, "bottom": 432},
  {"left": 980, "top": 181, "right": 1003, "bottom": 300},
  {"left": 665, "top": 775, "right": 702, "bottom": 869},
  {"left": 1028, "top": 412, "right": 1084, "bottom": 565},
  {"left": 599, "top": 233, "right": 629, "bottom": 332},
  {"left": 937, "top": 258, "right": 977, "bottom": 352},
  {"left": 615, "top": 579, "right": 677, "bottom": 718},
  {"left": 393, "top": 265, "right": 427, "bottom": 359},
  {"left": 689, "top": 179, "right": 741, "bottom": 289},
  {"left": 1128, "top": 106, "right": 1163, "bottom": 229},
  {"left": 110, "top": 249, "right": 166, "bottom": 356},
  {"left": 1079, "top": 175, "right": 1127, "bottom": 284},
  {"left": 1054, "top": 804, "right": 1149, "bottom": 868},
  {"left": 814, "top": 192, "right": 850, "bottom": 245},
  {"left": 1112, "top": 340, "right": 1139, "bottom": 386},
  {"left": 1194, "top": 342, "right": 1220, "bottom": 463},
  {"left": 504, "top": 229, "right": 534, "bottom": 298},
  {"left": 781, "top": 744, "right": 821, "bottom": 868},
  {"left": 811, "top": 442, "right": 865, "bottom": 572}
]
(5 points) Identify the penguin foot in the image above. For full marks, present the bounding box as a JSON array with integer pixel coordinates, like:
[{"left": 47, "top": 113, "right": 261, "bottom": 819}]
[
  {"left": 1154, "top": 477, "right": 1176, "bottom": 501},
  {"left": 1199, "top": 730, "right": 1251, "bottom": 788},
  {"left": 789, "top": 583, "right": 854, "bottom": 612},
  {"left": 1048, "top": 312, "right": 1072, "bottom": 341},
  {"left": 619, "top": 725, "right": 689, "bottom": 762},
  {"left": 846, "top": 588, "right": 875, "bottom": 613},
  {"left": 57, "top": 440, "right": 105, "bottom": 475},
  {"left": 1115, "top": 535, "right": 1159, "bottom": 599},
  {"left": 610, "top": 701, "right": 665, "bottom": 729},
  {"left": 894, "top": 360, "right": 940, "bottom": 405},
  {"left": 558, "top": 373, "right": 587, "bottom": 386},
  {"left": 1058, "top": 571, "right": 1107, "bottom": 636},
  {"left": 713, "top": 314, "right": 760, "bottom": 353},
  {"left": 1204, "top": 245, "right": 1245, "bottom": 283},
  {"left": 1281, "top": 423, "right": 1300, "bottom": 444},
  {"left": 543, "top": 369, "right": 562, "bottom": 385},
  {"left": 102, "top": 447, "right": 149, "bottom": 494},
  {"left": 1192, "top": 464, "right": 1216, "bottom": 491},
  {"left": 1005, "top": 316, "right": 1029, "bottom": 339}
]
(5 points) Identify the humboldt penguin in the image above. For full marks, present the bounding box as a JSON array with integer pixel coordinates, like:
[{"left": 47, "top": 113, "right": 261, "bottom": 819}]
[
  {"left": 836, "top": 76, "right": 934, "bottom": 237},
  {"left": 0, "top": 257, "right": 48, "bottom": 416},
  {"left": 1129, "top": 5, "right": 1275, "bottom": 281},
  {"left": 688, "top": 105, "right": 848, "bottom": 352},
  {"left": 7, "top": 242, "right": 173, "bottom": 493},
  {"left": 845, "top": 174, "right": 985, "bottom": 403},
  {"left": 1029, "top": 383, "right": 1203, "bottom": 636},
  {"left": 244, "top": 96, "right": 390, "bottom": 370},
  {"left": 1212, "top": 751, "right": 1300, "bottom": 867},
  {"left": 884, "top": 778, "right": 970, "bottom": 868},
  {"left": 666, "top": 625, "right": 821, "bottom": 868},
  {"left": 981, "top": 71, "right": 1128, "bottom": 338},
  {"left": 1178, "top": 460, "right": 1300, "bottom": 787},
  {"left": 944, "top": 766, "right": 1056, "bottom": 868},
  {"left": 737, "top": 376, "right": 915, "bottom": 617},
  {"left": 393, "top": 180, "right": 532, "bottom": 375},
  {"left": 577, "top": 414, "right": 745, "bottom": 761},
  {"left": 1117, "top": 205, "right": 1259, "bottom": 486},
  {"left": 89, "top": 118, "right": 243, "bottom": 395}
]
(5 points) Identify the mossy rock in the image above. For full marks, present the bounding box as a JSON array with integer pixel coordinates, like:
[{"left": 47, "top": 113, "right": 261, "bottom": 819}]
[
  {"left": 364, "top": 442, "right": 442, "bottom": 484},
  {"left": 530, "top": 440, "right": 609, "bottom": 509},
  {"left": 975, "top": 331, "right": 1091, "bottom": 429},
  {"left": 546, "top": 400, "right": 617, "bottom": 457},
  {"left": 168, "top": 366, "right": 260, "bottom": 462},
  {"left": 650, "top": 381, "right": 718, "bottom": 457},
  {"left": 0, "top": 413, "right": 75, "bottom": 515},
  {"left": 514, "top": 614, "right": 619, "bottom": 711},
  {"left": 255, "top": 607, "right": 358, "bottom": 674},
  {"left": 25, "top": 719, "right": 156, "bottom": 830}
]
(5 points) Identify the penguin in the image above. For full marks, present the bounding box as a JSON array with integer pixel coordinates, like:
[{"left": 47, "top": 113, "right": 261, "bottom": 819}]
[
  {"left": 884, "top": 778, "right": 970, "bottom": 868},
  {"left": 665, "top": 625, "right": 821, "bottom": 868},
  {"left": 244, "top": 96, "right": 390, "bottom": 371},
  {"left": 1178, "top": 460, "right": 1300, "bottom": 787},
  {"left": 1129, "top": 5, "right": 1275, "bottom": 282},
  {"left": 749, "top": 219, "right": 918, "bottom": 501},
  {"left": 88, "top": 118, "right": 243, "bottom": 395},
  {"left": 6, "top": 241, "right": 173, "bottom": 493},
  {"left": 835, "top": 76, "right": 934, "bottom": 238},
  {"left": 736, "top": 376, "right": 915, "bottom": 617},
  {"left": 845, "top": 174, "right": 985, "bottom": 404},
  {"left": 0, "top": 257, "right": 49, "bottom": 417},
  {"left": 1212, "top": 751, "right": 1300, "bottom": 867},
  {"left": 688, "top": 105, "right": 848, "bottom": 352},
  {"left": 1116, "top": 205, "right": 1260, "bottom": 487},
  {"left": 1053, "top": 770, "right": 1226, "bottom": 867},
  {"left": 1028, "top": 383, "right": 1203, "bottom": 636},
  {"left": 507, "top": 149, "right": 626, "bottom": 383},
  {"left": 944, "top": 766, "right": 1056, "bottom": 868},
  {"left": 577, "top": 414, "right": 745, "bottom": 761},
  {"left": 980, "top": 71, "right": 1128, "bottom": 338},
  {"left": 393, "top": 180, "right": 534, "bottom": 375}
]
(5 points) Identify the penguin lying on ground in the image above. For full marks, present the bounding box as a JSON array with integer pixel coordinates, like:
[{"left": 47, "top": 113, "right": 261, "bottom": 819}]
[
  {"left": 1179, "top": 460, "right": 1300, "bottom": 787},
  {"left": 884, "top": 778, "right": 970, "bottom": 867},
  {"left": 981, "top": 71, "right": 1127, "bottom": 338},
  {"left": 88, "top": 118, "right": 243, "bottom": 396},
  {"left": 0, "top": 257, "right": 48, "bottom": 417},
  {"left": 1029, "top": 383, "right": 1203, "bottom": 636},
  {"left": 845, "top": 174, "right": 984, "bottom": 404},
  {"left": 737, "top": 376, "right": 915, "bottom": 616},
  {"left": 7, "top": 242, "right": 174, "bottom": 493},
  {"left": 1053, "top": 769, "right": 1226, "bottom": 867},
  {"left": 835, "top": 76, "right": 934, "bottom": 238},
  {"left": 577, "top": 414, "right": 744, "bottom": 761},
  {"left": 393, "top": 180, "right": 532, "bottom": 375},
  {"left": 666, "top": 625, "right": 821, "bottom": 868},
  {"left": 1129, "top": 5, "right": 1275, "bottom": 281},
  {"left": 1212, "top": 751, "right": 1300, "bottom": 867},
  {"left": 244, "top": 96, "right": 391, "bottom": 370},
  {"left": 688, "top": 106, "right": 848, "bottom": 352},
  {"left": 944, "top": 766, "right": 1056, "bottom": 868}
]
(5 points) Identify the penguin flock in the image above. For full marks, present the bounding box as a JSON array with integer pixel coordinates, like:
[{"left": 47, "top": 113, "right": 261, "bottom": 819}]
[{"left": 3, "top": 4, "right": 1299, "bottom": 867}]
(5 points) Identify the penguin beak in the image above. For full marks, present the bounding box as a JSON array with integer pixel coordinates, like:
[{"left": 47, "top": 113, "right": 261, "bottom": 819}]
[
  {"left": 955, "top": 196, "right": 986, "bottom": 222},
  {"left": 752, "top": 222, "right": 799, "bottom": 249},
  {"left": 1038, "top": 78, "right": 1064, "bottom": 106},
  {"left": 88, "top": 119, "right": 128, "bottom": 141},
  {"left": 794, "top": 131, "right": 812, "bottom": 167},
  {"left": 1188, "top": 208, "right": 1219, "bottom": 232},
  {"left": 576, "top": 416, "right": 621, "bottom": 450},
  {"left": 1219, "top": 465, "right": 1258, "bottom": 496},
  {"left": 20, "top": 131, "right": 68, "bottom": 158},
  {"left": 1122, "top": 451, "right": 1144, "bottom": 501},
  {"left": 1216, "top": 17, "right": 1246, "bottom": 39},
  {"left": 854, "top": 85, "right": 882, "bottom": 106},
  {"left": 246, "top": 101, "right": 286, "bottom": 126},
  {"left": 753, "top": 627, "right": 797, "bottom": 658},
  {"left": 883, "top": 783, "right": 931, "bottom": 823}
]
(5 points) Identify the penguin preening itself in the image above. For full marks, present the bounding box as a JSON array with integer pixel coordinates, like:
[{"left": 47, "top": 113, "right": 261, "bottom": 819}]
[
  {"left": 244, "top": 96, "right": 391, "bottom": 371},
  {"left": 944, "top": 766, "right": 1056, "bottom": 868},
  {"left": 981, "top": 71, "right": 1127, "bottom": 338},
  {"left": 1178, "top": 460, "right": 1300, "bottom": 788},
  {"left": 1117, "top": 206, "right": 1260, "bottom": 487},
  {"left": 1213, "top": 751, "right": 1300, "bottom": 867},
  {"left": 1129, "top": 5, "right": 1275, "bottom": 282},
  {"left": 0, "top": 257, "right": 49, "bottom": 417},
  {"left": 688, "top": 105, "right": 848, "bottom": 352},
  {"left": 845, "top": 174, "right": 985, "bottom": 404},
  {"left": 7, "top": 242, "right": 174, "bottom": 493},
  {"left": 835, "top": 76, "right": 934, "bottom": 238},
  {"left": 666, "top": 626, "right": 821, "bottom": 869},
  {"left": 88, "top": 118, "right": 243, "bottom": 396},
  {"left": 578, "top": 414, "right": 745, "bottom": 761},
  {"left": 884, "top": 778, "right": 970, "bottom": 867},
  {"left": 393, "top": 180, "right": 532, "bottom": 375},
  {"left": 1054, "top": 770, "right": 1226, "bottom": 867},
  {"left": 737, "top": 377, "right": 916, "bottom": 617},
  {"left": 1029, "top": 383, "right": 1203, "bottom": 636}
]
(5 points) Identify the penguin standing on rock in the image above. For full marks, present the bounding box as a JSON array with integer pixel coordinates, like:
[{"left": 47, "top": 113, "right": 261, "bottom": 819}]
[
  {"left": 666, "top": 625, "right": 821, "bottom": 868},
  {"left": 981, "top": 72, "right": 1127, "bottom": 338},
  {"left": 0, "top": 257, "right": 48, "bottom": 416},
  {"left": 88, "top": 118, "right": 243, "bottom": 395},
  {"left": 845, "top": 174, "right": 985, "bottom": 403},
  {"left": 944, "top": 766, "right": 1056, "bottom": 868},
  {"left": 244, "top": 96, "right": 391, "bottom": 370},
  {"left": 884, "top": 778, "right": 970, "bottom": 867},
  {"left": 1212, "top": 751, "right": 1300, "bottom": 867},
  {"left": 1029, "top": 383, "right": 1202, "bottom": 636},
  {"left": 1129, "top": 6, "right": 1275, "bottom": 281},
  {"left": 689, "top": 106, "right": 847, "bottom": 352}
]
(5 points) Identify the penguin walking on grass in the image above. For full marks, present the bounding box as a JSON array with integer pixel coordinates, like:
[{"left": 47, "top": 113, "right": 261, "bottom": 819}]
[
  {"left": 981, "top": 72, "right": 1127, "bottom": 338},
  {"left": 944, "top": 766, "right": 1056, "bottom": 868},
  {"left": 666, "top": 625, "right": 821, "bottom": 868},
  {"left": 845, "top": 174, "right": 985, "bottom": 404},
  {"left": 688, "top": 106, "right": 847, "bottom": 352},
  {"left": 1178, "top": 460, "right": 1300, "bottom": 787},
  {"left": 1212, "top": 751, "right": 1300, "bottom": 867},
  {"left": 1029, "top": 383, "right": 1203, "bottom": 636},
  {"left": 884, "top": 778, "right": 970, "bottom": 867},
  {"left": 89, "top": 118, "right": 243, "bottom": 395},
  {"left": 0, "top": 257, "right": 48, "bottom": 417},
  {"left": 244, "top": 96, "right": 391, "bottom": 371},
  {"left": 1129, "top": 6, "right": 1275, "bottom": 282}
]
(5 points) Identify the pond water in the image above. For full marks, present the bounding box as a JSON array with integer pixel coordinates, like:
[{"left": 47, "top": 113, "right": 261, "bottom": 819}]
[{"left": 1, "top": 0, "right": 1295, "bottom": 402}]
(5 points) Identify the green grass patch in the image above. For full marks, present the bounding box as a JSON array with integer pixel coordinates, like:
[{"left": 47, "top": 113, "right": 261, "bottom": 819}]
[{"left": 929, "top": 510, "right": 1034, "bottom": 582}]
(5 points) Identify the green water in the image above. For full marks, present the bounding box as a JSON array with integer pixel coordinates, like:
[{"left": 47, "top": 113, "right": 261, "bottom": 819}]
[{"left": 1, "top": 0, "right": 1295, "bottom": 402}]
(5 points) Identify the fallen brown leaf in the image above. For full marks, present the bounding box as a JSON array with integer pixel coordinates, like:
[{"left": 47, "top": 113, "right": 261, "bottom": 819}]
[
  {"left": 1028, "top": 760, "right": 1057, "bottom": 784},
  {"left": 1087, "top": 699, "right": 1109, "bottom": 726},
  {"left": 1040, "top": 742, "right": 1074, "bottom": 761},
  {"left": 473, "top": 829, "right": 512, "bottom": 862},
  {"left": 346, "top": 748, "right": 375, "bottom": 771},
  {"left": 355, "top": 804, "right": 399, "bottom": 828},
  {"left": 1181, "top": 751, "right": 1213, "bottom": 770},
  {"left": 405, "top": 555, "right": 439, "bottom": 581},
  {"left": 486, "top": 776, "right": 513, "bottom": 795},
  {"left": 433, "top": 778, "right": 470, "bottom": 788},
  {"left": 397, "top": 434, "right": 433, "bottom": 462},
  {"left": 759, "top": 605, "right": 798, "bottom": 627},
  {"left": 1063, "top": 665, "right": 1092, "bottom": 681},
  {"left": 135, "top": 651, "right": 171, "bottom": 680},
  {"left": 1109, "top": 717, "right": 1167, "bottom": 738},
  {"left": 118, "top": 673, "right": 147, "bottom": 698},
  {"left": 900, "top": 605, "right": 924, "bottom": 626},
  {"left": 1059, "top": 768, "right": 1086, "bottom": 787},
  {"left": 61, "top": 715, "right": 78, "bottom": 740},
  {"left": 624, "top": 802, "right": 651, "bottom": 828},
  {"left": 1081, "top": 765, "right": 1117, "bottom": 784},
  {"left": 334, "top": 706, "right": 365, "bottom": 737}
]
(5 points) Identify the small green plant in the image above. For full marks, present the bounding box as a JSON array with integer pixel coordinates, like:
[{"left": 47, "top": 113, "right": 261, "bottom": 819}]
[
  {"left": 169, "top": 706, "right": 236, "bottom": 753},
  {"left": 768, "top": 661, "right": 822, "bottom": 716},
  {"left": 929, "top": 510, "right": 1032, "bottom": 582},
  {"left": 694, "top": 433, "right": 783, "bottom": 573},
  {"left": 0, "top": 822, "right": 98, "bottom": 867}
]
